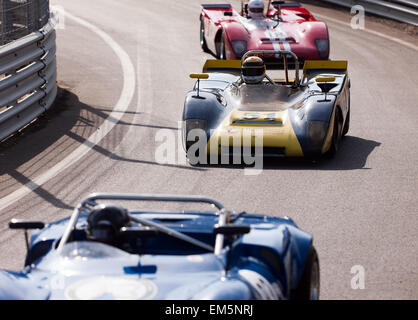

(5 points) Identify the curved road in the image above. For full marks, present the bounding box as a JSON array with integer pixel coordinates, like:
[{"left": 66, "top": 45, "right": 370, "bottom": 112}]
[{"left": 0, "top": 0, "right": 417, "bottom": 299}]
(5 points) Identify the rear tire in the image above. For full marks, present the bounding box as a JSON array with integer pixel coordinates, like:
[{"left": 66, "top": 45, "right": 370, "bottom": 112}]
[
  {"left": 295, "top": 246, "right": 320, "bottom": 300},
  {"left": 200, "top": 16, "right": 209, "bottom": 53},
  {"left": 342, "top": 107, "right": 350, "bottom": 137}
]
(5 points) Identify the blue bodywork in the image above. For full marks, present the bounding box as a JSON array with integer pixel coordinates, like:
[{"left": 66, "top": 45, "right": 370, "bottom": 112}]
[{"left": 0, "top": 209, "right": 314, "bottom": 300}]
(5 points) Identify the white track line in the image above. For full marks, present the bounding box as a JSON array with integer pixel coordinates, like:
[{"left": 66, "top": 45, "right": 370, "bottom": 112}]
[
  {"left": 1, "top": 9, "right": 415, "bottom": 212},
  {"left": 0, "top": 11, "right": 136, "bottom": 212},
  {"left": 313, "top": 12, "right": 418, "bottom": 52}
]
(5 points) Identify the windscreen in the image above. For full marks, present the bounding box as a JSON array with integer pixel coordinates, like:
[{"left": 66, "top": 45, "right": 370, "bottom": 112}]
[
  {"left": 240, "top": 16, "right": 280, "bottom": 30},
  {"left": 60, "top": 241, "right": 129, "bottom": 260},
  {"left": 234, "top": 84, "right": 306, "bottom": 111}
]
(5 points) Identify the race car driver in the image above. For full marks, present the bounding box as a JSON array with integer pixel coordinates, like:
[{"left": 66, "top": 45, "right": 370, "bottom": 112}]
[
  {"left": 87, "top": 203, "right": 131, "bottom": 245},
  {"left": 241, "top": 56, "right": 267, "bottom": 84},
  {"left": 247, "top": 0, "right": 265, "bottom": 19}
]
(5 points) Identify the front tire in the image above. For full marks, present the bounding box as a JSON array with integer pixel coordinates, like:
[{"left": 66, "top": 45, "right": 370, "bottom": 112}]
[
  {"left": 295, "top": 246, "right": 320, "bottom": 300},
  {"left": 218, "top": 32, "right": 226, "bottom": 60},
  {"left": 200, "top": 16, "right": 209, "bottom": 53}
]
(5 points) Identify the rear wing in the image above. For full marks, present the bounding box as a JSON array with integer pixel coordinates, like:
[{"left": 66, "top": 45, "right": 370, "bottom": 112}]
[
  {"left": 202, "top": 4, "right": 234, "bottom": 20},
  {"left": 303, "top": 60, "right": 348, "bottom": 79},
  {"left": 272, "top": 2, "right": 301, "bottom": 8},
  {"left": 202, "top": 59, "right": 242, "bottom": 75}
]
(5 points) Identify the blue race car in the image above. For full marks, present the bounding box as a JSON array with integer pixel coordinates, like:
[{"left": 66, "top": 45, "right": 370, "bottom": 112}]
[{"left": 0, "top": 193, "right": 319, "bottom": 300}]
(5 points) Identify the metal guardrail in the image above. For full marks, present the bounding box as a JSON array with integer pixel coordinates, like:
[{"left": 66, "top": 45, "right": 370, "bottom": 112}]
[
  {"left": 321, "top": 0, "right": 418, "bottom": 26},
  {"left": 0, "top": 17, "right": 56, "bottom": 142}
]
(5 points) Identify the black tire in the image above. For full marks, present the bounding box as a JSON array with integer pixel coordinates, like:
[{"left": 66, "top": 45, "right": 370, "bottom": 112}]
[
  {"left": 327, "top": 111, "right": 342, "bottom": 157},
  {"left": 200, "top": 16, "right": 209, "bottom": 53},
  {"left": 218, "top": 32, "right": 226, "bottom": 60},
  {"left": 295, "top": 246, "right": 320, "bottom": 300},
  {"left": 342, "top": 107, "right": 350, "bottom": 137}
]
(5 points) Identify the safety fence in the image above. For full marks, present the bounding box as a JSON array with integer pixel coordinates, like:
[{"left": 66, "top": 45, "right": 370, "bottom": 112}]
[
  {"left": 321, "top": 0, "right": 418, "bottom": 26},
  {"left": 0, "top": 15, "right": 56, "bottom": 142},
  {"left": 0, "top": 0, "right": 50, "bottom": 46}
]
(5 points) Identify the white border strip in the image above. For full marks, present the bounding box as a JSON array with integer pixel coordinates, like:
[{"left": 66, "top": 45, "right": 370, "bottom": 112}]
[{"left": 0, "top": 11, "right": 136, "bottom": 212}]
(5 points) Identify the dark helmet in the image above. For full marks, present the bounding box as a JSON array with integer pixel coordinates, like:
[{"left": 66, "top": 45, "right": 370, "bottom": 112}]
[
  {"left": 87, "top": 203, "right": 130, "bottom": 243},
  {"left": 242, "top": 56, "right": 266, "bottom": 84}
]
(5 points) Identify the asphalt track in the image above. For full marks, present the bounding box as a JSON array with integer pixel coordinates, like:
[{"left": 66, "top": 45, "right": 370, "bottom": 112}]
[{"left": 0, "top": 0, "right": 417, "bottom": 299}]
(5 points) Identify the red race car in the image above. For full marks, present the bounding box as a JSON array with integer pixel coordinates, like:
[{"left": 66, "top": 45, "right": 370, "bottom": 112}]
[{"left": 200, "top": 0, "right": 330, "bottom": 66}]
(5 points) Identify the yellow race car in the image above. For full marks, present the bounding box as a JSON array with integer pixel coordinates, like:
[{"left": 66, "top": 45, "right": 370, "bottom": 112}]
[{"left": 182, "top": 50, "right": 350, "bottom": 164}]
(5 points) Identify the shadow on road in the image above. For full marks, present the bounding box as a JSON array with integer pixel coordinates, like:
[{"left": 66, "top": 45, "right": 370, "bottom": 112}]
[
  {"left": 0, "top": 87, "right": 203, "bottom": 211},
  {"left": 263, "top": 136, "right": 381, "bottom": 171},
  {"left": 192, "top": 136, "right": 381, "bottom": 171},
  {"left": 0, "top": 86, "right": 82, "bottom": 210},
  {"left": 0, "top": 85, "right": 380, "bottom": 214}
]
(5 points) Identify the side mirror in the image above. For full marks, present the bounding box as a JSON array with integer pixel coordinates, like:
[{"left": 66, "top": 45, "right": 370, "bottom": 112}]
[
  {"left": 214, "top": 224, "right": 251, "bottom": 236},
  {"left": 315, "top": 76, "right": 336, "bottom": 83},
  {"left": 189, "top": 73, "right": 209, "bottom": 80},
  {"left": 9, "top": 219, "right": 45, "bottom": 230},
  {"left": 9, "top": 219, "right": 45, "bottom": 254},
  {"left": 315, "top": 77, "right": 338, "bottom": 93},
  {"left": 215, "top": 224, "right": 250, "bottom": 272},
  {"left": 189, "top": 73, "right": 209, "bottom": 98}
]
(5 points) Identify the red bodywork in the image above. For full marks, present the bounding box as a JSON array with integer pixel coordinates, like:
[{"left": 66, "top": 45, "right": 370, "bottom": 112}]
[{"left": 201, "top": 3, "right": 329, "bottom": 63}]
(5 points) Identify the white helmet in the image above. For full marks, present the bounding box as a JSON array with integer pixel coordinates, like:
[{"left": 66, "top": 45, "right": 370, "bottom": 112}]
[{"left": 248, "top": 0, "right": 264, "bottom": 19}]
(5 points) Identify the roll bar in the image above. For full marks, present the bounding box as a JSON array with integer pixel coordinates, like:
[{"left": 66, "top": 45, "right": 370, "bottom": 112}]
[{"left": 56, "top": 193, "right": 229, "bottom": 255}]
